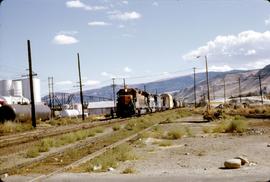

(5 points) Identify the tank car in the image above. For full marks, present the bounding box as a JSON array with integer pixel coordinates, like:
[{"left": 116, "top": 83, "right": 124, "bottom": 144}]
[{"left": 0, "top": 104, "right": 51, "bottom": 123}]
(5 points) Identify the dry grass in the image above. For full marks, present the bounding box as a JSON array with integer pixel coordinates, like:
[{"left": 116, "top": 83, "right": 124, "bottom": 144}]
[
  {"left": 154, "top": 140, "right": 172, "bottom": 147},
  {"left": 26, "top": 148, "right": 40, "bottom": 158},
  {"left": 165, "top": 129, "right": 185, "bottom": 140},
  {"left": 112, "top": 125, "right": 121, "bottom": 131},
  {"left": 87, "top": 144, "right": 137, "bottom": 172},
  {"left": 122, "top": 167, "right": 136, "bottom": 174},
  {"left": 203, "top": 117, "right": 248, "bottom": 134},
  {"left": 0, "top": 121, "right": 32, "bottom": 135}
]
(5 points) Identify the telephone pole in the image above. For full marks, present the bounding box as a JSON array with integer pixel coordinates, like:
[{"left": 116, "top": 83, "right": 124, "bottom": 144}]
[
  {"left": 123, "top": 78, "right": 126, "bottom": 89},
  {"left": 77, "top": 53, "right": 85, "bottom": 120},
  {"left": 193, "top": 67, "right": 197, "bottom": 107},
  {"left": 27, "top": 40, "right": 36, "bottom": 128},
  {"left": 48, "top": 77, "right": 54, "bottom": 118},
  {"left": 144, "top": 85, "right": 146, "bottom": 92},
  {"left": 223, "top": 78, "right": 226, "bottom": 103},
  {"left": 205, "top": 56, "right": 211, "bottom": 111},
  {"left": 238, "top": 77, "right": 242, "bottom": 104},
  {"left": 112, "top": 78, "right": 116, "bottom": 108},
  {"left": 258, "top": 74, "right": 264, "bottom": 105}
]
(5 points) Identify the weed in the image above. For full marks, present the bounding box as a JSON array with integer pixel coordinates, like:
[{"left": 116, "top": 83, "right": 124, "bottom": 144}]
[
  {"left": 185, "top": 127, "right": 194, "bottom": 137},
  {"left": 94, "top": 127, "right": 104, "bottom": 133},
  {"left": 203, "top": 126, "right": 212, "bottom": 133},
  {"left": 165, "top": 129, "right": 185, "bottom": 140},
  {"left": 112, "top": 125, "right": 121, "bottom": 131},
  {"left": 122, "top": 167, "right": 136, "bottom": 174},
  {"left": 154, "top": 140, "right": 172, "bottom": 147},
  {"left": 226, "top": 119, "right": 247, "bottom": 133},
  {"left": 26, "top": 148, "right": 39, "bottom": 158},
  {"left": 0, "top": 121, "right": 32, "bottom": 135},
  {"left": 87, "top": 144, "right": 136, "bottom": 172}
]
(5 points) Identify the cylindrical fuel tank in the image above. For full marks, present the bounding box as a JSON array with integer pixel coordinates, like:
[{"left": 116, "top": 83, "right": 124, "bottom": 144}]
[{"left": 0, "top": 104, "right": 51, "bottom": 123}]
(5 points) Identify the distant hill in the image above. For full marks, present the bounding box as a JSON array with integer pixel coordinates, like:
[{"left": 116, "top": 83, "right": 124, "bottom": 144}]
[
  {"left": 42, "top": 65, "right": 270, "bottom": 104},
  {"left": 174, "top": 65, "right": 270, "bottom": 103}
]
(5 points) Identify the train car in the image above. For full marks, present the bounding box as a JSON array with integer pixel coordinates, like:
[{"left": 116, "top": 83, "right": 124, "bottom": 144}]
[
  {"left": 0, "top": 104, "right": 51, "bottom": 123},
  {"left": 116, "top": 88, "right": 150, "bottom": 117},
  {"left": 161, "top": 93, "right": 174, "bottom": 110}
]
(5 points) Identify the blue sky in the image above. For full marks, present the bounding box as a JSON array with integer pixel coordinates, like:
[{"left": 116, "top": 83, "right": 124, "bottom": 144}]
[{"left": 1, "top": 0, "right": 270, "bottom": 96}]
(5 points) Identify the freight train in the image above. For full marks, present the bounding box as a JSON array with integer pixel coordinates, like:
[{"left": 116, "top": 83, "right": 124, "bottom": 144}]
[{"left": 116, "top": 87, "right": 180, "bottom": 118}]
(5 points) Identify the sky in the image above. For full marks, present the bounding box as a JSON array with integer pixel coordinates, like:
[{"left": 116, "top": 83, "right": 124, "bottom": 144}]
[{"left": 1, "top": 0, "right": 270, "bottom": 96}]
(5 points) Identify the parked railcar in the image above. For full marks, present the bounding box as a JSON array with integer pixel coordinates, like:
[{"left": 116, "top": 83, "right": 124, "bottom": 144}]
[
  {"left": 0, "top": 104, "right": 51, "bottom": 123},
  {"left": 161, "top": 93, "right": 174, "bottom": 110}
]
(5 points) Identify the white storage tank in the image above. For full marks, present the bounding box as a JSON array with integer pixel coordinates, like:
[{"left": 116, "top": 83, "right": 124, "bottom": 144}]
[
  {"left": 11, "top": 80, "right": 23, "bottom": 97},
  {"left": 61, "top": 109, "right": 80, "bottom": 118},
  {"left": 22, "top": 78, "right": 41, "bottom": 103},
  {"left": 0, "top": 80, "right": 12, "bottom": 96}
]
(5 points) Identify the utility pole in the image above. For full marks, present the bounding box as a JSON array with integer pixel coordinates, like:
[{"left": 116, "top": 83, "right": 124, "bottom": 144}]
[
  {"left": 144, "top": 85, "right": 146, "bottom": 92},
  {"left": 27, "top": 40, "right": 36, "bottom": 128},
  {"left": 205, "top": 56, "right": 211, "bottom": 111},
  {"left": 258, "top": 74, "right": 264, "bottom": 105},
  {"left": 123, "top": 78, "right": 126, "bottom": 89},
  {"left": 238, "top": 77, "right": 242, "bottom": 104},
  {"left": 77, "top": 53, "right": 85, "bottom": 120},
  {"left": 193, "top": 67, "right": 197, "bottom": 107},
  {"left": 48, "top": 77, "right": 52, "bottom": 110},
  {"left": 223, "top": 78, "right": 226, "bottom": 103},
  {"left": 112, "top": 78, "right": 116, "bottom": 108},
  {"left": 155, "top": 89, "right": 158, "bottom": 95}
]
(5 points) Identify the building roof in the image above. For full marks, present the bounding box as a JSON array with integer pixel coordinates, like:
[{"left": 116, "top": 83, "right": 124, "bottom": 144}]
[{"left": 87, "top": 101, "right": 114, "bottom": 109}]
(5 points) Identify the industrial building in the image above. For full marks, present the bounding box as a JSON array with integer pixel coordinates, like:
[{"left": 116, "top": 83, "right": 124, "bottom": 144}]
[
  {"left": 87, "top": 101, "right": 115, "bottom": 116},
  {"left": 0, "top": 78, "right": 41, "bottom": 104}
]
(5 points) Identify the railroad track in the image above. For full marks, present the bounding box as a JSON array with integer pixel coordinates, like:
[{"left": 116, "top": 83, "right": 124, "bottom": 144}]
[
  {"left": 28, "top": 122, "right": 159, "bottom": 182},
  {"left": 0, "top": 118, "right": 125, "bottom": 148}
]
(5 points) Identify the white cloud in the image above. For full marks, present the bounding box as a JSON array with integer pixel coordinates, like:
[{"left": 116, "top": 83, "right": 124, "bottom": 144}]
[
  {"left": 53, "top": 34, "right": 79, "bottom": 45},
  {"left": 88, "top": 21, "right": 111, "bottom": 26},
  {"left": 245, "top": 49, "right": 256, "bottom": 56},
  {"left": 265, "top": 16, "right": 270, "bottom": 26},
  {"left": 109, "top": 11, "right": 142, "bottom": 21},
  {"left": 56, "top": 80, "right": 73, "bottom": 85},
  {"left": 66, "top": 0, "right": 108, "bottom": 11},
  {"left": 152, "top": 2, "right": 159, "bottom": 6},
  {"left": 118, "top": 24, "right": 125, "bottom": 28},
  {"left": 208, "top": 65, "right": 233, "bottom": 72},
  {"left": 66, "top": 0, "right": 85, "bottom": 8},
  {"left": 246, "top": 59, "right": 270, "bottom": 69},
  {"left": 84, "top": 80, "right": 101, "bottom": 86},
  {"left": 122, "top": 1, "right": 128, "bottom": 4},
  {"left": 182, "top": 30, "right": 270, "bottom": 69},
  {"left": 124, "top": 67, "right": 132, "bottom": 73},
  {"left": 101, "top": 72, "right": 109, "bottom": 76}
]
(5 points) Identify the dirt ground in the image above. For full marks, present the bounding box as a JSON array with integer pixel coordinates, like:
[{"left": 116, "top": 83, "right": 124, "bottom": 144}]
[{"left": 4, "top": 116, "right": 270, "bottom": 182}]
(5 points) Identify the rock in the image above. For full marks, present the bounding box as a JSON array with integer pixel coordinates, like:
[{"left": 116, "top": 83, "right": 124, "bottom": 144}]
[
  {"left": 267, "top": 144, "right": 270, "bottom": 147},
  {"left": 184, "top": 144, "right": 188, "bottom": 147},
  {"left": 108, "top": 167, "right": 115, "bottom": 171},
  {"left": 224, "top": 159, "right": 241, "bottom": 169},
  {"left": 234, "top": 156, "right": 249, "bottom": 165},
  {"left": 93, "top": 165, "right": 102, "bottom": 171},
  {"left": 184, "top": 152, "right": 190, "bottom": 155}
]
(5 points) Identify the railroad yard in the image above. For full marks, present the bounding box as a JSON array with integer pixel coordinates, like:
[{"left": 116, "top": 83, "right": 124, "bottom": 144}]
[{"left": 0, "top": 108, "right": 269, "bottom": 182}]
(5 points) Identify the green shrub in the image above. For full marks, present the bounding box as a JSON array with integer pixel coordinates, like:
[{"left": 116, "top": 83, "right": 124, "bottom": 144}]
[
  {"left": 122, "top": 167, "right": 136, "bottom": 174},
  {"left": 26, "top": 148, "right": 39, "bottom": 158},
  {"left": 112, "top": 125, "right": 121, "bottom": 131},
  {"left": 166, "top": 129, "right": 185, "bottom": 140}
]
